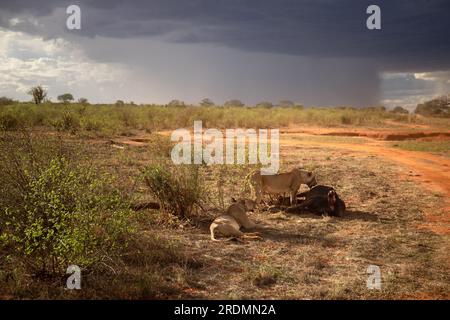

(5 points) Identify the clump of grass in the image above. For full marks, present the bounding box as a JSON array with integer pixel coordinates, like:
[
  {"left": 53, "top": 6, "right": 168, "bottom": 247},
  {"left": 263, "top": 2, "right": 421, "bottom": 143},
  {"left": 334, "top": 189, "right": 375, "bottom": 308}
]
[
  {"left": 245, "top": 264, "right": 287, "bottom": 288},
  {"left": 142, "top": 164, "right": 208, "bottom": 220},
  {"left": 147, "top": 134, "right": 174, "bottom": 159}
]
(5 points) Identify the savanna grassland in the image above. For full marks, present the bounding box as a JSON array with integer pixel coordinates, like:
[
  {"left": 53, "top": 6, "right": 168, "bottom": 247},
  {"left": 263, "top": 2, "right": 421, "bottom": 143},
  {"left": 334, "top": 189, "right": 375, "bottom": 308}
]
[
  {"left": 0, "top": 103, "right": 449, "bottom": 299},
  {"left": 1, "top": 102, "right": 449, "bottom": 135}
]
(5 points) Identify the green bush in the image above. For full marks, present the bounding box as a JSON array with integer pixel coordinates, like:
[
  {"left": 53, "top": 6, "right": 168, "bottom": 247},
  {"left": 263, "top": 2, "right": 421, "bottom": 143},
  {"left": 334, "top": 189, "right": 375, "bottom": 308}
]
[
  {"left": 82, "top": 118, "right": 103, "bottom": 132},
  {"left": 143, "top": 164, "right": 207, "bottom": 219},
  {"left": 0, "top": 133, "right": 133, "bottom": 274},
  {"left": 0, "top": 113, "right": 21, "bottom": 130},
  {"left": 392, "top": 106, "right": 409, "bottom": 114},
  {"left": 52, "top": 112, "right": 80, "bottom": 133},
  {"left": 0, "top": 97, "right": 17, "bottom": 106},
  {"left": 415, "top": 95, "right": 450, "bottom": 118}
]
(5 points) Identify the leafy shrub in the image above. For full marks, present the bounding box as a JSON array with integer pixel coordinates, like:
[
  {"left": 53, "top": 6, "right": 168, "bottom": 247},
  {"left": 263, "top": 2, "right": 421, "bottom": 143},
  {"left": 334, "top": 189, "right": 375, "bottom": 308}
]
[
  {"left": 392, "top": 106, "right": 409, "bottom": 114},
  {"left": 167, "top": 100, "right": 186, "bottom": 107},
  {"left": 340, "top": 114, "right": 353, "bottom": 125},
  {"left": 118, "top": 108, "right": 138, "bottom": 128},
  {"left": 53, "top": 112, "right": 80, "bottom": 133},
  {"left": 78, "top": 98, "right": 89, "bottom": 105},
  {"left": 0, "top": 97, "right": 16, "bottom": 106},
  {"left": 143, "top": 164, "right": 207, "bottom": 219},
  {"left": 0, "top": 133, "right": 133, "bottom": 274},
  {"left": 82, "top": 118, "right": 103, "bottom": 132},
  {"left": 255, "top": 102, "right": 273, "bottom": 108},
  {"left": 415, "top": 95, "right": 450, "bottom": 118},
  {"left": 224, "top": 99, "right": 245, "bottom": 107}
]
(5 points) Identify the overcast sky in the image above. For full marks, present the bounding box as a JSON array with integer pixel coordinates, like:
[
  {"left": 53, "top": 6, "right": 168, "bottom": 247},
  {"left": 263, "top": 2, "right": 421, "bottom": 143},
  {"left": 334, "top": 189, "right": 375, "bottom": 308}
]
[{"left": 0, "top": 0, "right": 449, "bottom": 108}]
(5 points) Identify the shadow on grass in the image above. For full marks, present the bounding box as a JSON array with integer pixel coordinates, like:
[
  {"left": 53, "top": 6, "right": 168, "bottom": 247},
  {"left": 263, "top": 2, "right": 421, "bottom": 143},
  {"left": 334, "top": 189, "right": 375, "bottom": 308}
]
[
  {"left": 282, "top": 209, "right": 379, "bottom": 222},
  {"left": 254, "top": 224, "right": 331, "bottom": 245}
]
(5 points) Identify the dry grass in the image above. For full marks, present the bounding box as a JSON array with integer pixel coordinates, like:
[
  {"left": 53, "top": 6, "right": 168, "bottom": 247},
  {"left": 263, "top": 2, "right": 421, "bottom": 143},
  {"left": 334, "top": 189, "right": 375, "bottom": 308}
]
[
  {"left": 0, "top": 103, "right": 432, "bottom": 136},
  {"left": 391, "top": 140, "right": 450, "bottom": 156},
  {"left": 1, "top": 128, "right": 448, "bottom": 299},
  {"left": 164, "top": 144, "right": 449, "bottom": 299}
]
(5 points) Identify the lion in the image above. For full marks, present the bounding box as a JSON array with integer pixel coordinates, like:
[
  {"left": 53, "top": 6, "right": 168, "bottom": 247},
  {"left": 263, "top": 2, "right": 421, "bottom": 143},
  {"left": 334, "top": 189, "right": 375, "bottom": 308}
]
[
  {"left": 248, "top": 168, "right": 317, "bottom": 206},
  {"left": 210, "top": 198, "right": 262, "bottom": 242}
]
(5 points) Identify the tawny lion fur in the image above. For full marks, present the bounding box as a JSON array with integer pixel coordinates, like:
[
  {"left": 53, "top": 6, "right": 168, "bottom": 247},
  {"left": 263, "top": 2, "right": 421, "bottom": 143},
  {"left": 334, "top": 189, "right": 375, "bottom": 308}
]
[{"left": 210, "top": 198, "right": 262, "bottom": 242}]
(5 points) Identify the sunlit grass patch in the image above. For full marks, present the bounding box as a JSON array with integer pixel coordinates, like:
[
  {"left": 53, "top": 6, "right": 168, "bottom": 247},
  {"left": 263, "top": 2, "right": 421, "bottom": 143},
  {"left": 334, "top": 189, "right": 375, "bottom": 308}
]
[{"left": 391, "top": 140, "right": 450, "bottom": 154}]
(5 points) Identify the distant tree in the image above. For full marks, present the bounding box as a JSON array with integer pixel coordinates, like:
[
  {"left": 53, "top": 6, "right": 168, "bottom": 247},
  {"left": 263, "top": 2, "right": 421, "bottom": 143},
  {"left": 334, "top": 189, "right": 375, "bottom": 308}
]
[
  {"left": 0, "top": 96, "right": 16, "bottom": 106},
  {"left": 415, "top": 95, "right": 450, "bottom": 118},
  {"left": 391, "top": 106, "right": 409, "bottom": 114},
  {"left": 78, "top": 97, "right": 89, "bottom": 105},
  {"left": 115, "top": 100, "right": 125, "bottom": 106},
  {"left": 57, "top": 93, "right": 74, "bottom": 103},
  {"left": 199, "top": 98, "right": 215, "bottom": 107},
  {"left": 28, "top": 85, "right": 47, "bottom": 105},
  {"left": 366, "top": 106, "right": 386, "bottom": 112},
  {"left": 255, "top": 101, "right": 273, "bottom": 108},
  {"left": 278, "top": 100, "right": 295, "bottom": 108},
  {"left": 224, "top": 99, "right": 244, "bottom": 107},
  {"left": 167, "top": 99, "right": 186, "bottom": 107}
]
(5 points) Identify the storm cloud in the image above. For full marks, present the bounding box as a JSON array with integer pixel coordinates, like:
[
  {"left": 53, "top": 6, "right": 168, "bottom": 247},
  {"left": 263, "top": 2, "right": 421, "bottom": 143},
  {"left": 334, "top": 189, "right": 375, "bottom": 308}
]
[{"left": 0, "top": 0, "right": 449, "bottom": 106}]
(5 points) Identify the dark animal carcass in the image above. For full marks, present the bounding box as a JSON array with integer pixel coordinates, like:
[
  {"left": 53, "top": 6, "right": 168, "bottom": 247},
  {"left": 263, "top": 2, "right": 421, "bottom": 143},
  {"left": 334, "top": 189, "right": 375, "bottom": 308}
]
[{"left": 285, "top": 185, "right": 346, "bottom": 217}]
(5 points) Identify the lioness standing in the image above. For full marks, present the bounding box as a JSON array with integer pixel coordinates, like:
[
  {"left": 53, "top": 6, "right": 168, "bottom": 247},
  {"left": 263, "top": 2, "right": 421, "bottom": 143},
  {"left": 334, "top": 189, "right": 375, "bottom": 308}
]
[{"left": 249, "top": 168, "right": 317, "bottom": 205}]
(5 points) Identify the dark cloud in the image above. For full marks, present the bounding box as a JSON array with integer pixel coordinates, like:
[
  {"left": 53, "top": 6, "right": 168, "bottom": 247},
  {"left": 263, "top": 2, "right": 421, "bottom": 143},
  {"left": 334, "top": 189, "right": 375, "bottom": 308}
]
[
  {"left": 1, "top": 0, "right": 448, "bottom": 107},
  {"left": 1, "top": 0, "right": 449, "bottom": 71}
]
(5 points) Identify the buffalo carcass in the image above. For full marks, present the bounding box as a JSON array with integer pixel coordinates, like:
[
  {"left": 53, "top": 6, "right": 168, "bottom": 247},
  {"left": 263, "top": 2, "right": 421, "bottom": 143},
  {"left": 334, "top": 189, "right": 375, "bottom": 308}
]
[{"left": 285, "top": 185, "right": 346, "bottom": 217}]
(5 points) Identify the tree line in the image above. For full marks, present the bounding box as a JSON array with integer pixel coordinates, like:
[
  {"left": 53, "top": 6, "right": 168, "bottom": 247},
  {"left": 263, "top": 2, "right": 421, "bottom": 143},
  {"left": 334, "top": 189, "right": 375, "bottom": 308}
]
[{"left": 1, "top": 85, "right": 449, "bottom": 117}]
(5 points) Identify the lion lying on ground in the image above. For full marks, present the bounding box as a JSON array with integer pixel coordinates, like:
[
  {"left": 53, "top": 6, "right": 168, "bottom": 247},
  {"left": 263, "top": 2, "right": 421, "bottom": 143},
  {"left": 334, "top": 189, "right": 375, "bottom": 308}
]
[
  {"left": 249, "top": 168, "right": 317, "bottom": 206},
  {"left": 210, "top": 198, "right": 262, "bottom": 242}
]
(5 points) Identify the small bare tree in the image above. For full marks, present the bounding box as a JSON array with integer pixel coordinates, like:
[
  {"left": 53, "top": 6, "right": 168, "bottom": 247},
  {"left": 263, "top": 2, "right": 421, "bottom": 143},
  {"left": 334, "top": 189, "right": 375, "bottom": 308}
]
[{"left": 28, "top": 86, "right": 47, "bottom": 105}]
